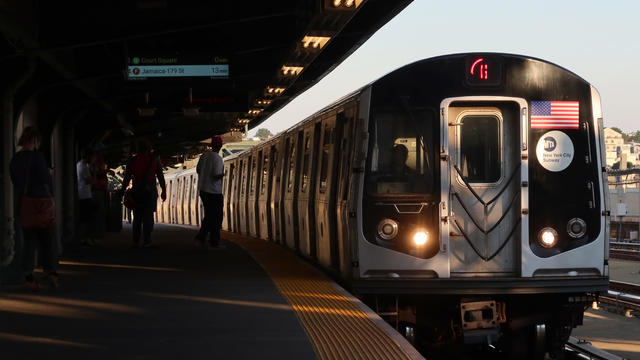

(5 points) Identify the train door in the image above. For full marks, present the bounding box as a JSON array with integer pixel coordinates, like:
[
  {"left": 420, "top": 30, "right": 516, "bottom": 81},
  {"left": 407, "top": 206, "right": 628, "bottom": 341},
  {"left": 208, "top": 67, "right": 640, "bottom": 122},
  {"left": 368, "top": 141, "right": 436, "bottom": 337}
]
[
  {"left": 170, "top": 178, "right": 178, "bottom": 223},
  {"left": 248, "top": 151, "right": 260, "bottom": 237},
  {"left": 297, "top": 128, "right": 314, "bottom": 256},
  {"left": 335, "top": 106, "right": 356, "bottom": 277},
  {"left": 443, "top": 99, "right": 525, "bottom": 276},
  {"left": 224, "top": 162, "right": 235, "bottom": 231},
  {"left": 190, "top": 173, "right": 199, "bottom": 226},
  {"left": 230, "top": 159, "right": 239, "bottom": 233},
  {"left": 233, "top": 159, "right": 243, "bottom": 233},
  {"left": 265, "top": 146, "right": 276, "bottom": 241},
  {"left": 239, "top": 158, "right": 248, "bottom": 235},
  {"left": 177, "top": 176, "right": 185, "bottom": 224},
  {"left": 221, "top": 163, "right": 229, "bottom": 230},
  {"left": 258, "top": 149, "right": 270, "bottom": 240},
  {"left": 191, "top": 173, "right": 197, "bottom": 226},
  {"left": 156, "top": 183, "right": 163, "bottom": 223},
  {"left": 183, "top": 175, "right": 192, "bottom": 225},
  {"left": 315, "top": 112, "right": 342, "bottom": 269},
  {"left": 283, "top": 135, "right": 300, "bottom": 250},
  {"left": 269, "top": 141, "right": 283, "bottom": 244},
  {"left": 163, "top": 179, "right": 171, "bottom": 223}
]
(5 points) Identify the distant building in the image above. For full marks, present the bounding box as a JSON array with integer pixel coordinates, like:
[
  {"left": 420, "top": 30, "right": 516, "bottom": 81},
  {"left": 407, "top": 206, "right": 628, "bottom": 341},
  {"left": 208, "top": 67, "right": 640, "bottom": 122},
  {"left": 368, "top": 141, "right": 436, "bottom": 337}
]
[
  {"left": 604, "top": 127, "right": 625, "bottom": 167},
  {"left": 604, "top": 128, "right": 640, "bottom": 167}
]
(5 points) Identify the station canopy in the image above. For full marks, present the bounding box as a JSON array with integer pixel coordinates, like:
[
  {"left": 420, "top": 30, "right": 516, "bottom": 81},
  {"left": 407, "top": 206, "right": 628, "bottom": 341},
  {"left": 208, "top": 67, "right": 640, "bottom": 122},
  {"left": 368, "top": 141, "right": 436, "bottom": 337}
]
[{"left": 0, "top": 0, "right": 411, "bottom": 166}]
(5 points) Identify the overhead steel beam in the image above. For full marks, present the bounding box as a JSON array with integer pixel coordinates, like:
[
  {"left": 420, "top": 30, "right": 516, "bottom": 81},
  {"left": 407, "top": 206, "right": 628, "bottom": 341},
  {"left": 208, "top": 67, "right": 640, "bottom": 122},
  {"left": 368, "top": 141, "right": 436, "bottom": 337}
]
[{"left": 0, "top": 12, "right": 295, "bottom": 62}]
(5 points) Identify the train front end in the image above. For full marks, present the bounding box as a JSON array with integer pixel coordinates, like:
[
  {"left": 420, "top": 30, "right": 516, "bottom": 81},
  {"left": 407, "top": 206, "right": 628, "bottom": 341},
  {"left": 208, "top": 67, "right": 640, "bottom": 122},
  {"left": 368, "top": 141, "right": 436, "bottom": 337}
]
[{"left": 355, "top": 53, "right": 609, "bottom": 354}]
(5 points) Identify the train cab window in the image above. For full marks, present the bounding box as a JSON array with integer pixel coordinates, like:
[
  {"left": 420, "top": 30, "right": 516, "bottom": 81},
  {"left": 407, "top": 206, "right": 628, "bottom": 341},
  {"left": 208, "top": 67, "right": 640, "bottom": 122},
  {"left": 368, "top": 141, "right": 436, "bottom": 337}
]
[
  {"left": 366, "top": 106, "right": 435, "bottom": 195},
  {"left": 459, "top": 115, "right": 501, "bottom": 183}
]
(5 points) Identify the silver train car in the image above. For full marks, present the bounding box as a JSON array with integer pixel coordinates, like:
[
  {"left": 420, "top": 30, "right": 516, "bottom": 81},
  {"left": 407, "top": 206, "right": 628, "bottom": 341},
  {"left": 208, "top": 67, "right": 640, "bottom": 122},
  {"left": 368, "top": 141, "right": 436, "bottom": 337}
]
[{"left": 162, "top": 53, "right": 609, "bottom": 358}]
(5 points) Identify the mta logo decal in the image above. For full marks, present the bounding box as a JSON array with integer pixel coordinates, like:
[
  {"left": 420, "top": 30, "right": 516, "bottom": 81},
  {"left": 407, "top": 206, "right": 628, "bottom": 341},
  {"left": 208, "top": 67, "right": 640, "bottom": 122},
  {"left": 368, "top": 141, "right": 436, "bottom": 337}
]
[{"left": 544, "top": 137, "right": 557, "bottom": 152}]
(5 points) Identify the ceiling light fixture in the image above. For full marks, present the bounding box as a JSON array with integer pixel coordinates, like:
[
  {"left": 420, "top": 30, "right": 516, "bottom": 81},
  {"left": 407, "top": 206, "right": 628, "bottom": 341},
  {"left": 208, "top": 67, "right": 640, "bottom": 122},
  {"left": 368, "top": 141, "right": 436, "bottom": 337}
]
[
  {"left": 281, "top": 65, "right": 304, "bottom": 76},
  {"left": 301, "top": 36, "right": 331, "bottom": 50}
]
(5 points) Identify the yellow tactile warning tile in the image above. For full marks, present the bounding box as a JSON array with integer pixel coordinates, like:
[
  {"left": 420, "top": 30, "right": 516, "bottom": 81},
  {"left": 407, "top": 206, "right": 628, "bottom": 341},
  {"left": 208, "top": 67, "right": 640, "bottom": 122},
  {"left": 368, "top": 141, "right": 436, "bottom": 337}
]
[{"left": 225, "top": 232, "right": 418, "bottom": 360}]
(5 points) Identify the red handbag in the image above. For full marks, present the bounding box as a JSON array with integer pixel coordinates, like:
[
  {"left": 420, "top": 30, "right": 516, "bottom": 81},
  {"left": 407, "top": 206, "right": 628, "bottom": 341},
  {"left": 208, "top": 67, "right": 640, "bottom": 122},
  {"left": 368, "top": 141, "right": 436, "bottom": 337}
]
[
  {"left": 123, "top": 189, "right": 136, "bottom": 210},
  {"left": 20, "top": 153, "right": 56, "bottom": 228},
  {"left": 20, "top": 196, "right": 56, "bottom": 228}
]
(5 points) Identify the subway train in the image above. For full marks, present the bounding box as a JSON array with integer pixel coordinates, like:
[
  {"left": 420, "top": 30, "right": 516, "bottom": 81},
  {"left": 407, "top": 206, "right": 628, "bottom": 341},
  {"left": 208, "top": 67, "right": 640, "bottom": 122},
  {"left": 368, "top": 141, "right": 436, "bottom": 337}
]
[{"left": 158, "top": 53, "right": 609, "bottom": 358}]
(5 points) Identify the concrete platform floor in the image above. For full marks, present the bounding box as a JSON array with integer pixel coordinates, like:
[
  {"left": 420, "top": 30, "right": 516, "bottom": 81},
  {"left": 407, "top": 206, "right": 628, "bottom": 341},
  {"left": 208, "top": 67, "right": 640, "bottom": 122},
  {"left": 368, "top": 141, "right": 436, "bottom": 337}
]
[
  {"left": 573, "top": 309, "right": 640, "bottom": 360},
  {"left": 0, "top": 224, "right": 316, "bottom": 360},
  {"left": 610, "top": 259, "right": 640, "bottom": 285},
  {"left": 571, "top": 259, "right": 640, "bottom": 360}
]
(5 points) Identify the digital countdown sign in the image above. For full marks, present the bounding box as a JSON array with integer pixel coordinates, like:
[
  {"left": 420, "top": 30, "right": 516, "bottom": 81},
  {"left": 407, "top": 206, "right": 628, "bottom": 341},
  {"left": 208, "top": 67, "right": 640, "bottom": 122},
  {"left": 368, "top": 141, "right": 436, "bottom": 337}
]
[
  {"left": 465, "top": 55, "right": 502, "bottom": 86},
  {"left": 127, "top": 55, "right": 229, "bottom": 80}
]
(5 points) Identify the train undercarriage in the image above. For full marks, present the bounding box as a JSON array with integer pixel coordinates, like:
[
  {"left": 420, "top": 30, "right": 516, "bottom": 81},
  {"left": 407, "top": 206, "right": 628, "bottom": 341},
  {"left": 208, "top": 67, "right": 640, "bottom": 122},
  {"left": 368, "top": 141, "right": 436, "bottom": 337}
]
[{"left": 361, "top": 288, "right": 598, "bottom": 359}]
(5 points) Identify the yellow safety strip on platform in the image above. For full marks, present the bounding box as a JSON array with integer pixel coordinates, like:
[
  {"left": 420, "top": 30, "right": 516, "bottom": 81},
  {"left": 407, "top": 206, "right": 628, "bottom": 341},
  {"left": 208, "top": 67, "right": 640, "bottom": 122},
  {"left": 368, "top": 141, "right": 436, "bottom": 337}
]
[{"left": 226, "top": 232, "right": 415, "bottom": 360}]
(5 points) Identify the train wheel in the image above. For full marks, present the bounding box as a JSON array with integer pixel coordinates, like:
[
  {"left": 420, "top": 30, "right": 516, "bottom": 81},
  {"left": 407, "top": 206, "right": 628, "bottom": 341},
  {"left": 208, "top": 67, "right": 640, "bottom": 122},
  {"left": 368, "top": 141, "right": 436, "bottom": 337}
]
[
  {"left": 545, "top": 325, "right": 572, "bottom": 359},
  {"left": 501, "top": 325, "right": 546, "bottom": 360}
]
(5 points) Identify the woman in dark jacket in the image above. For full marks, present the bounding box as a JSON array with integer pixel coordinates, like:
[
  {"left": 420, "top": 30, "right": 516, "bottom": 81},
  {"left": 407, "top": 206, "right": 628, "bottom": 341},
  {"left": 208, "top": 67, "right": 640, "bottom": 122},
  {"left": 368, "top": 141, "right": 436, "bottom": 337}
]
[{"left": 9, "top": 126, "right": 59, "bottom": 289}]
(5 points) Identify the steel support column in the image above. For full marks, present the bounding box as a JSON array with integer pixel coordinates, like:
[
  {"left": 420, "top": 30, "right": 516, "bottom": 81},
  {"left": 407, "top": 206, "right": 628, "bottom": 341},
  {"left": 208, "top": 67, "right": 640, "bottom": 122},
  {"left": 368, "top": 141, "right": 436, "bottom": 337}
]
[{"left": 0, "top": 60, "right": 35, "bottom": 284}]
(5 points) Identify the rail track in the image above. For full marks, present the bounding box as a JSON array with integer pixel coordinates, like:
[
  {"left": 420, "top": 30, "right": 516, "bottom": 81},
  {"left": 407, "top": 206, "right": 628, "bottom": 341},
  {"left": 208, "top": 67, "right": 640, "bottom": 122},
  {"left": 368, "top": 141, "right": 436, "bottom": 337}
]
[
  {"left": 599, "top": 280, "right": 640, "bottom": 317},
  {"left": 609, "top": 241, "right": 640, "bottom": 261},
  {"left": 564, "top": 337, "right": 626, "bottom": 360}
]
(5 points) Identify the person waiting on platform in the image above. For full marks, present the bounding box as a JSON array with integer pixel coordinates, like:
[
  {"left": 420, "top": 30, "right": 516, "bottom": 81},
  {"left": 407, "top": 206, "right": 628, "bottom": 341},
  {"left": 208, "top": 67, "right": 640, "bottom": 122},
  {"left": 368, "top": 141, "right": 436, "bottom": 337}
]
[
  {"left": 90, "top": 143, "right": 110, "bottom": 242},
  {"left": 194, "top": 135, "right": 225, "bottom": 249},
  {"left": 10, "top": 126, "right": 60, "bottom": 289},
  {"left": 120, "top": 138, "right": 166, "bottom": 248},
  {"left": 77, "top": 148, "right": 95, "bottom": 246}
]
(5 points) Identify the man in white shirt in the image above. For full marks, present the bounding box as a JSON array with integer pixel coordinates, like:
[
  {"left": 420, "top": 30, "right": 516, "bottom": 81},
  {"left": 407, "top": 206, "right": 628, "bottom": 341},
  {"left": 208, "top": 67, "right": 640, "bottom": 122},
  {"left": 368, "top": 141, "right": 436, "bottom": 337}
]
[
  {"left": 195, "top": 135, "right": 224, "bottom": 248},
  {"left": 76, "top": 148, "right": 94, "bottom": 245}
]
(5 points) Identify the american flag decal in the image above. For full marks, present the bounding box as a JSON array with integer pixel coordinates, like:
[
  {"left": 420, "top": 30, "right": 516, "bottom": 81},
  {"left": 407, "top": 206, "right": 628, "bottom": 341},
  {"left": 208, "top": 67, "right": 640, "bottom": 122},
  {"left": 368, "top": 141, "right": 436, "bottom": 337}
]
[{"left": 530, "top": 101, "right": 579, "bottom": 129}]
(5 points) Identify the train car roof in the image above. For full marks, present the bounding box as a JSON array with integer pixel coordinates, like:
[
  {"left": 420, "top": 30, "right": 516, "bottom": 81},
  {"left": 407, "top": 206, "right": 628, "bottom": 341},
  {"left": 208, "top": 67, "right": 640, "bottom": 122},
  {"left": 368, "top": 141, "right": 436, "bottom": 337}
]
[{"left": 220, "top": 52, "right": 595, "bottom": 163}]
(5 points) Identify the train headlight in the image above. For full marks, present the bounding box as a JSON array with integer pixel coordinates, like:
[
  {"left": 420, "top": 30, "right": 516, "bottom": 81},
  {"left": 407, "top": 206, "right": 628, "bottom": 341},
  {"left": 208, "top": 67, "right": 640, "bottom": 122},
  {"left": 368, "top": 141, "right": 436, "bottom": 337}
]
[
  {"left": 413, "top": 231, "right": 428, "bottom": 246},
  {"left": 567, "top": 218, "right": 587, "bottom": 238},
  {"left": 377, "top": 219, "right": 399, "bottom": 240},
  {"left": 538, "top": 227, "right": 558, "bottom": 248}
]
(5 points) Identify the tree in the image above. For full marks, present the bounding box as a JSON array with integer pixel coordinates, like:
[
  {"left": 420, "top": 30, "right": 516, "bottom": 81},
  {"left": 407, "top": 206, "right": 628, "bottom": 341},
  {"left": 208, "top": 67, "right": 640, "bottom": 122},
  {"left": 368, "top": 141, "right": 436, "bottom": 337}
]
[{"left": 255, "top": 128, "right": 273, "bottom": 139}]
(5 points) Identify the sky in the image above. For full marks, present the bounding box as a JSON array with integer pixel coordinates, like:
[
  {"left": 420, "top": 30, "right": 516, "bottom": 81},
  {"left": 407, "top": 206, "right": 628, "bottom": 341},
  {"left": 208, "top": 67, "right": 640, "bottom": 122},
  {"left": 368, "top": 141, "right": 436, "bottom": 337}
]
[{"left": 250, "top": 0, "right": 640, "bottom": 137}]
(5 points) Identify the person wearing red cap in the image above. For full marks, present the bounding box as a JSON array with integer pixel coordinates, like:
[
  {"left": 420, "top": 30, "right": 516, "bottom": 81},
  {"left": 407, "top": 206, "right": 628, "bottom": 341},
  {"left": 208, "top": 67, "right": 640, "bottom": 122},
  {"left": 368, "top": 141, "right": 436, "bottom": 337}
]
[{"left": 195, "top": 135, "right": 224, "bottom": 248}]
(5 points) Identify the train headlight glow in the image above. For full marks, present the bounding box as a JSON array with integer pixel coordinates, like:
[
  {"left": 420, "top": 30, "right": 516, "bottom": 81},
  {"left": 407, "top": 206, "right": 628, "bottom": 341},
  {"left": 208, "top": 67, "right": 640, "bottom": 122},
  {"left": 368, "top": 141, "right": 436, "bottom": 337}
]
[
  {"left": 567, "top": 218, "right": 587, "bottom": 238},
  {"left": 377, "top": 219, "right": 398, "bottom": 240},
  {"left": 538, "top": 227, "right": 558, "bottom": 248},
  {"left": 413, "top": 231, "right": 428, "bottom": 246}
]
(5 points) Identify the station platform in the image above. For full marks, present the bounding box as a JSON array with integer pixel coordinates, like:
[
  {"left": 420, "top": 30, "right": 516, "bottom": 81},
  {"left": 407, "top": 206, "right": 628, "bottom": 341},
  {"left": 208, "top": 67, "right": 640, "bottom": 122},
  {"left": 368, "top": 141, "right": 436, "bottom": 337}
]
[
  {"left": 571, "top": 259, "right": 640, "bottom": 360},
  {"left": 0, "top": 224, "right": 421, "bottom": 360},
  {"left": 610, "top": 259, "right": 640, "bottom": 285}
]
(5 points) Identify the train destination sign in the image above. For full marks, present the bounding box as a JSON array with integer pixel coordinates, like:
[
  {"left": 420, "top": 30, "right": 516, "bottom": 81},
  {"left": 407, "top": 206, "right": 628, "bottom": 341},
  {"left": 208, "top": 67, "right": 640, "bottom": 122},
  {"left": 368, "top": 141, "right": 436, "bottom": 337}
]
[{"left": 127, "top": 55, "right": 229, "bottom": 80}]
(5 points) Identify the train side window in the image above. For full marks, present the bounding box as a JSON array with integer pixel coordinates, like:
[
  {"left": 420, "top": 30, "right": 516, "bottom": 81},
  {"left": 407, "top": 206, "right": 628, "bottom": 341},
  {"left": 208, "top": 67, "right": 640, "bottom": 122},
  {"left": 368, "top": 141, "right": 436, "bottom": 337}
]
[
  {"left": 240, "top": 160, "right": 246, "bottom": 195},
  {"left": 319, "top": 124, "right": 332, "bottom": 192},
  {"left": 228, "top": 164, "right": 234, "bottom": 198},
  {"left": 301, "top": 134, "right": 310, "bottom": 192},
  {"left": 271, "top": 148, "right": 278, "bottom": 179},
  {"left": 287, "top": 140, "right": 296, "bottom": 192},
  {"left": 261, "top": 153, "right": 269, "bottom": 195},
  {"left": 250, "top": 156, "right": 257, "bottom": 196},
  {"left": 459, "top": 115, "right": 501, "bottom": 183}
]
